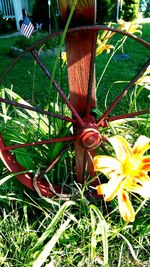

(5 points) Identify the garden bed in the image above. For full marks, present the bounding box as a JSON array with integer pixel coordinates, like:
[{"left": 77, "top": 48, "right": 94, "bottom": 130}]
[{"left": 9, "top": 46, "right": 61, "bottom": 58}]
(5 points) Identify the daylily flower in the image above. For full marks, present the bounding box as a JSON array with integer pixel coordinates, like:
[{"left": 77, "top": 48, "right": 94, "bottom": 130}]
[
  {"left": 96, "top": 19, "right": 142, "bottom": 57},
  {"left": 96, "top": 22, "right": 115, "bottom": 56},
  {"left": 96, "top": 41, "right": 114, "bottom": 56},
  {"left": 118, "top": 19, "right": 142, "bottom": 35},
  {"left": 136, "top": 66, "right": 150, "bottom": 90},
  {"left": 94, "top": 135, "right": 150, "bottom": 223}
]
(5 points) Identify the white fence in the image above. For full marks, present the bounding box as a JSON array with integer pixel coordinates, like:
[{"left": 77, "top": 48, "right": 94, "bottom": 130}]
[{"left": 0, "top": 0, "right": 15, "bottom": 18}]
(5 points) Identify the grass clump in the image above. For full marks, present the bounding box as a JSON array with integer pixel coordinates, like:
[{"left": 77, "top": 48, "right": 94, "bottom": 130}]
[{"left": 0, "top": 192, "right": 150, "bottom": 266}]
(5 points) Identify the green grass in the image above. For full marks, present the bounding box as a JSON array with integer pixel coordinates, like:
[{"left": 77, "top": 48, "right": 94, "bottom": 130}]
[
  {"left": 0, "top": 191, "right": 150, "bottom": 266},
  {"left": 0, "top": 22, "right": 150, "bottom": 267},
  {"left": 95, "top": 23, "right": 150, "bottom": 114},
  {"left": 0, "top": 23, "right": 149, "bottom": 110}
]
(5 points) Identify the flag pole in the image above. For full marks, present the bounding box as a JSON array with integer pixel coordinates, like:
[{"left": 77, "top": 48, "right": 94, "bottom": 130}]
[{"left": 48, "top": 0, "right": 51, "bottom": 33}]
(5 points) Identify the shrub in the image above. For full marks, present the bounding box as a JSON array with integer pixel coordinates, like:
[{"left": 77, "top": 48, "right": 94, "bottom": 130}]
[
  {"left": 13, "top": 32, "right": 59, "bottom": 51},
  {"left": 121, "top": 0, "right": 140, "bottom": 21},
  {"left": 97, "top": 0, "right": 112, "bottom": 23},
  {"left": 0, "top": 18, "right": 16, "bottom": 33}
]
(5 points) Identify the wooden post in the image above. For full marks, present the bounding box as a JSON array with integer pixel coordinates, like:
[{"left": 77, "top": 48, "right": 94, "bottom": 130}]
[{"left": 58, "top": 0, "right": 98, "bottom": 183}]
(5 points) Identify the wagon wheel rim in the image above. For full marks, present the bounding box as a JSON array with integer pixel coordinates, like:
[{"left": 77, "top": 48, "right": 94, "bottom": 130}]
[{"left": 0, "top": 19, "right": 150, "bottom": 197}]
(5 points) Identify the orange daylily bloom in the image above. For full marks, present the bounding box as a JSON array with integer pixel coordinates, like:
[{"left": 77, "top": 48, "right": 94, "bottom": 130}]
[
  {"left": 96, "top": 23, "right": 115, "bottom": 56},
  {"left": 96, "top": 20, "right": 142, "bottom": 57},
  {"left": 94, "top": 135, "right": 150, "bottom": 223},
  {"left": 96, "top": 41, "right": 114, "bottom": 56}
]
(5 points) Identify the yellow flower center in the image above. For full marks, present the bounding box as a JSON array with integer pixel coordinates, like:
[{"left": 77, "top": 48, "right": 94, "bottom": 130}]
[{"left": 121, "top": 156, "right": 141, "bottom": 177}]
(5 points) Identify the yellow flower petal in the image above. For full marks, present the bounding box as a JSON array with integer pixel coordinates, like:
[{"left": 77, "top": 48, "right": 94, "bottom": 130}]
[
  {"left": 108, "top": 135, "right": 132, "bottom": 161},
  {"left": 128, "top": 176, "right": 150, "bottom": 199},
  {"left": 93, "top": 156, "right": 121, "bottom": 174},
  {"left": 131, "top": 184, "right": 150, "bottom": 199},
  {"left": 138, "top": 175, "right": 150, "bottom": 183},
  {"left": 118, "top": 190, "right": 135, "bottom": 223},
  {"left": 99, "top": 22, "right": 113, "bottom": 40},
  {"left": 94, "top": 135, "right": 150, "bottom": 222},
  {"left": 96, "top": 176, "right": 125, "bottom": 201},
  {"left": 141, "top": 156, "right": 150, "bottom": 171},
  {"left": 96, "top": 183, "right": 107, "bottom": 195},
  {"left": 118, "top": 19, "right": 142, "bottom": 35},
  {"left": 132, "top": 136, "right": 150, "bottom": 156},
  {"left": 121, "top": 156, "right": 146, "bottom": 178},
  {"left": 96, "top": 45, "right": 105, "bottom": 56},
  {"left": 96, "top": 42, "right": 114, "bottom": 56},
  {"left": 135, "top": 176, "right": 150, "bottom": 186},
  {"left": 136, "top": 75, "right": 150, "bottom": 86},
  {"left": 105, "top": 44, "right": 114, "bottom": 53}
]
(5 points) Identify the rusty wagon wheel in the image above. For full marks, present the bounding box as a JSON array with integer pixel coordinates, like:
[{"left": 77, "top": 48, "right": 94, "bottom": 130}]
[{"left": 0, "top": 0, "right": 150, "bottom": 198}]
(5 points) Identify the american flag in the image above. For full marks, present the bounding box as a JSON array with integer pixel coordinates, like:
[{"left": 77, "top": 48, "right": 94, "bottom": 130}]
[{"left": 20, "top": 16, "right": 34, "bottom": 38}]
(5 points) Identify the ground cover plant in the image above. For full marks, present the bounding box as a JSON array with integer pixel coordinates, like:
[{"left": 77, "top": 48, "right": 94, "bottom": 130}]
[{"left": 0, "top": 8, "right": 150, "bottom": 267}]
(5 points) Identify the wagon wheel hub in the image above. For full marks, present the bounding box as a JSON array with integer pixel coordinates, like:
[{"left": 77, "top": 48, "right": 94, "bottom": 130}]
[{"left": 78, "top": 127, "right": 102, "bottom": 150}]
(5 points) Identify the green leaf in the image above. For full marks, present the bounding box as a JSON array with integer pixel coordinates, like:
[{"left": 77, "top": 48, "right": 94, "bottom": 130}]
[
  {"left": 49, "top": 125, "right": 71, "bottom": 162},
  {"left": 14, "top": 148, "right": 34, "bottom": 170}
]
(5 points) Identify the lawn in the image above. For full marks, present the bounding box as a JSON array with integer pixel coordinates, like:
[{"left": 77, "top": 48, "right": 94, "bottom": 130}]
[
  {"left": 0, "top": 23, "right": 149, "bottom": 110},
  {"left": 0, "top": 21, "right": 150, "bottom": 267}
]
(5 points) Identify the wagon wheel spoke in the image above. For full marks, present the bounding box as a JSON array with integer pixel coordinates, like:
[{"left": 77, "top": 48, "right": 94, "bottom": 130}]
[
  {"left": 0, "top": 97, "right": 76, "bottom": 123},
  {"left": 96, "top": 59, "right": 150, "bottom": 127},
  {"left": 31, "top": 49, "right": 85, "bottom": 127},
  {"left": 3, "top": 135, "right": 77, "bottom": 151},
  {"left": 37, "top": 144, "right": 71, "bottom": 179},
  {"left": 106, "top": 110, "right": 149, "bottom": 124}
]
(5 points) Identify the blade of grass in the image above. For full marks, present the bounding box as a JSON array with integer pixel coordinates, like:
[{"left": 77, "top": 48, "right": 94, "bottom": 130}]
[
  {"left": 0, "top": 171, "right": 33, "bottom": 186},
  {"left": 0, "top": 173, "right": 14, "bottom": 185},
  {"left": 96, "top": 36, "right": 128, "bottom": 91},
  {"left": 117, "top": 243, "right": 124, "bottom": 267},
  {"left": 90, "top": 208, "right": 97, "bottom": 262},
  {"left": 32, "top": 217, "right": 71, "bottom": 267},
  {"left": 90, "top": 205, "right": 109, "bottom": 267},
  {"left": 31, "top": 200, "right": 76, "bottom": 252},
  {"left": 118, "top": 233, "right": 139, "bottom": 262}
]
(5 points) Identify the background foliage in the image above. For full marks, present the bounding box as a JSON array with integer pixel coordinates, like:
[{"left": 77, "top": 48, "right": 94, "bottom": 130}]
[{"left": 121, "top": 0, "right": 140, "bottom": 21}]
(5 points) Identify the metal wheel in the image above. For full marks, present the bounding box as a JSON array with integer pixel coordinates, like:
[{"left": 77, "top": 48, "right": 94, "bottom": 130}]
[{"left": 0, "top": 0, "right": 149, "bottom": 198}]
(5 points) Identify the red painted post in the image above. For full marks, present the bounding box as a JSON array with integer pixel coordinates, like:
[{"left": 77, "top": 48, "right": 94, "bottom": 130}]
[
  {"left": 58, "top": 0, "right": 98, "bottom": 183},
  {"left": 66, "top": 30, "right": 97, "bottom": 115}
]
